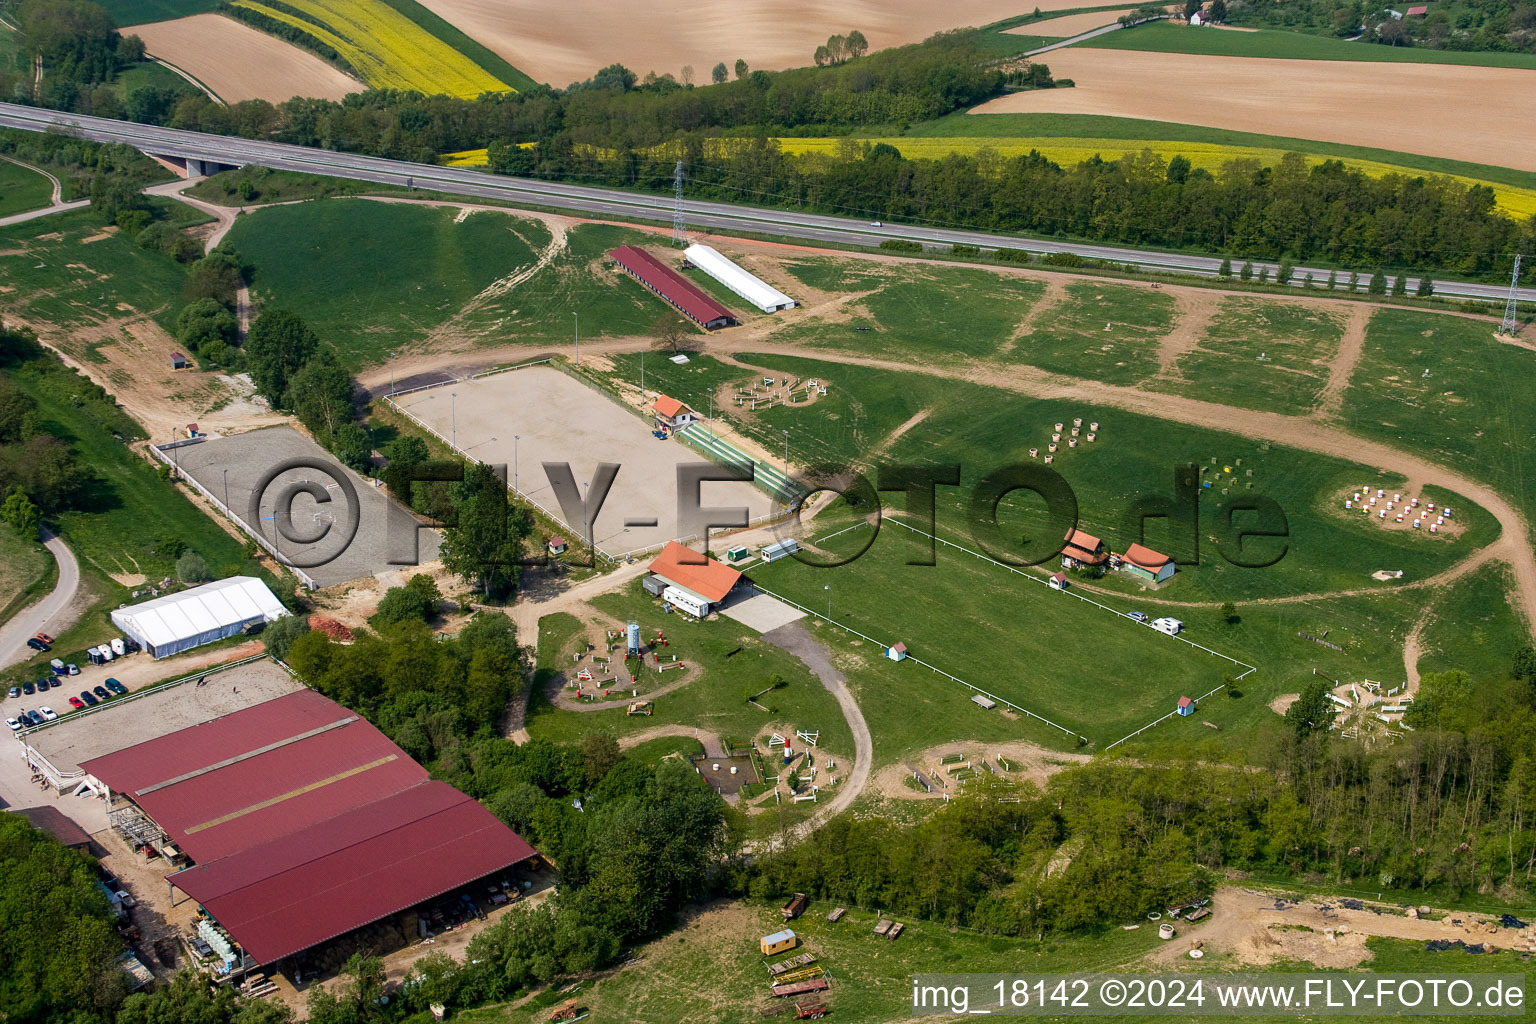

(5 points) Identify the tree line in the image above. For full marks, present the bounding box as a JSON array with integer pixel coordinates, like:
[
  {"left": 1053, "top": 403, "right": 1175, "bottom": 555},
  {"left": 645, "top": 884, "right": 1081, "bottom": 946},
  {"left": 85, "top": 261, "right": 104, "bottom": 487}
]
[{"left": 1229, "top": 0, "right": 1536, "bottom": 53}]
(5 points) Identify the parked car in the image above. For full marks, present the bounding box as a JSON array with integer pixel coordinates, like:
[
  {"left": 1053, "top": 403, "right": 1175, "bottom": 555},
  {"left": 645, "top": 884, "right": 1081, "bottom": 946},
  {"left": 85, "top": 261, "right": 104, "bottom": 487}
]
[
  {"left": 105, "top": 678, "right": 126, "bottom": 695},
  {"left": 26, "top": 637, "right": 47, "bottom": 652},
  {"left": 45, "top": 676, "right": 60, "bottom": 689},
  {"left": 66, "top": 664, "right": 79, "bottom": 676},
  {"left": 1127, "top": 610, "right": 1148, "bottom": 622},
  {"left": 25, "top": 710, "right": 44, "bottom": 726},
  {"left": 4, "top": 717, "right": 19, "bottom": 732},
  {"left": 68, "top": 696, "right": 84, "bottom": 709},
  {"left": 92, "top": 685, "right": 110, "bottom": 700},
  {"left": 80, "top": 691, "right": 98, "bottom": 707},
  {"left": 21, "top": 682, "right": 34, "bottom": 696},
  {"left": 6, "top": 686, "right": 18, "bottom": 699},
  {"left": 39, "top": 706, "right": 56, "bottom": 721},
  {"left": 34, "top": 633, "right": 53, "bottom": 645}
]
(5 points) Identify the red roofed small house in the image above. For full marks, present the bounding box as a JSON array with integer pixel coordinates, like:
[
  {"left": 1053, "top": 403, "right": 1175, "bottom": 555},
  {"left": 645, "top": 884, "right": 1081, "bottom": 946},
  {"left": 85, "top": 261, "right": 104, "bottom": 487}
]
[
  {"left": 1405, "top": 5, "right": 1427, "bottom": 14},
  {"left": 1061, "top": 528, "right": 1107, "bottom": 567},
  {"left": 546, "top": 536, "right": 568, "bottom": 556},
  {"left": 652, "top": 394, "right": 699, "bottom": 431},
  {"left": 1049, "top": 571, "right": 1069, "bottom": 590},
  {"left": 1119, "top": 543, "right": 1176, "bottom": 584},
  {"left": 1177, "top": 696, "right": 1196, "bottom": 716}
]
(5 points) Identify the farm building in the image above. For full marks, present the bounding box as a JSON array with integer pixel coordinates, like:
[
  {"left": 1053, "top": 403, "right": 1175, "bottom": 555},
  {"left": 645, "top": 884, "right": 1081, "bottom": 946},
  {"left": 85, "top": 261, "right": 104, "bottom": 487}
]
[
  {"left": 1405, "top": 4, "right": 1427, "bottom": 14},
  {"left": 647, "top": 540, "right": 743, "bottom": 615},
  {"left": 1061, "top": 528, "right": 1107, "bottom": 567},
  {"left": 1118, "top": 543, "right": 1177, "bottom": 584},
  {"left": 761, "top": 929, "right": 798, "bottom": 956},
  {"left": 79, "top": 690, "right": 540, "bottom": 971},
  {"left": 110, "top": 576, "right": 289, "bottom": 658},
  {"left": 1177, "top": 696, "right": 1196, "bottom": 716},
  {"left": 886, "top": 641, "right": 908, "bottom": 661},
  {"left": 652, "top": 394, "right": 699, "bottom": 431},
  {"left": 546, "top": 536, "right": 568, "bottom": 556},
  {"left": 610, "top": 245, "right": 736, "bottom": 330},
  {"left": 1049, "top": 571, "right": 1069, "bottom": 590},
  {"left": 13, "top": 805, "right": 92, "bottom": 850},
  {"left": 169, "top": 352, "right": 190, "bottom": 370},
  {"left": 682, "top": 243, "right": 797, "bottom": 313}
]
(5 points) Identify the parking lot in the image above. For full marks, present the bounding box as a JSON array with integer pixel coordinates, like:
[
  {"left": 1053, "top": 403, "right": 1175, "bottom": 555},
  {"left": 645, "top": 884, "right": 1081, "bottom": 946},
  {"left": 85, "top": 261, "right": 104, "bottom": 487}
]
[
  {"left": 392, "top": 367, "right": 773, "bottom": 557},
  {"left": 161, "top": 426, "right": 439, "bottom": 588}
]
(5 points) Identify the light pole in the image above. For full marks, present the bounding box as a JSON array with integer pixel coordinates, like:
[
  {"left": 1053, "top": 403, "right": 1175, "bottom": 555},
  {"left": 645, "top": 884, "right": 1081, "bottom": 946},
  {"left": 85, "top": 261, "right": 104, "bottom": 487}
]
[
  {"left": 513, "top": 434, "right": 520, "bottom": 495},
  {"left": 825, "top": 584, "right": 830, "bottom": 618},
  {"left": 222, "top": 468, "right": 229, "bottom": 511},
  {"left": 571, "top": 311, "right": 579, "bottom": 366},
  {"left": 451, "top": 391, "right": 457, "bottom": 450},
  {"left": 640, "top": 347, "right": 644, "bottom": 400},
  {"left": 782, "top": 429, "right": 790, "bottom": 479}
]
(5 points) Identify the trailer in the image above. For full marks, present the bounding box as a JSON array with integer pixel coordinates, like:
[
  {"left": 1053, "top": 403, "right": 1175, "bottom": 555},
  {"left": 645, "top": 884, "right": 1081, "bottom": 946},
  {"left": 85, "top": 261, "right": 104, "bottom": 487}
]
[
  {"left": 549, "top": 999, "right": 582, "bottom": 1022},
  {"left": 873, "top": 919, "right": 893, "bottom": 936},
  {"left": 796, "top": 1000, "right": 831, "bottom": 1019},
  {"left": 782, "top": 892, "right": 809, "bottom": 920},
  {"left": 772, "top": 978, "right": 830, "bottom": 998},
  {"left": 826, "top": 907, "right": 846, "bottom": 923}
]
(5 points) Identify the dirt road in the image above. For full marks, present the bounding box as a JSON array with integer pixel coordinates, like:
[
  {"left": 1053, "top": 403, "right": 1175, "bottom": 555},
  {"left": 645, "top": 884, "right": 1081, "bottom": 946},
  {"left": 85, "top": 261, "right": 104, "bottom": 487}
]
[{"left": 754, "top": 620, "right": 873, "bottom": 850}]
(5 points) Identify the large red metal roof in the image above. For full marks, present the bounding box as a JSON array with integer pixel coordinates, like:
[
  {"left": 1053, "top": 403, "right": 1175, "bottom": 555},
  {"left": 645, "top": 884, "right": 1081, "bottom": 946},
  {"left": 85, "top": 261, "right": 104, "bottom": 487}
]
[
  {"left": 611, "top": 245, "right": 736, "bottom": 328},
  {"left": 81, "top": 688, "right": 538, "bottom": 965},
  {"left": 171, "top": 780, "right": 536, "bottom": 965},
  {"left": 81, "top": 690, "right": 427, "bottom": 863}
]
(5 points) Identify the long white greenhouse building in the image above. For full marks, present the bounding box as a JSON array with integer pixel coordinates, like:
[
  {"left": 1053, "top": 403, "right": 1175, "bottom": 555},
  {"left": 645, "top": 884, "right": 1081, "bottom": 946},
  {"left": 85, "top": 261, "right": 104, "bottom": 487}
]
[{"left": 683, "top": 244, "right": 797, "bottom": 313}]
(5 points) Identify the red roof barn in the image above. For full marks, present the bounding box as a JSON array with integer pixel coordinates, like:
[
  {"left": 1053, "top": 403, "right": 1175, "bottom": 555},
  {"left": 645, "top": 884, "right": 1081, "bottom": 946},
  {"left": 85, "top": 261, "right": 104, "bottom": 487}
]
[
  {"left": 611, "top": 245, "right": 736, "bottom": 330},
  {"left": 81, "top": 690, "right": 538, "bottom": 966}
]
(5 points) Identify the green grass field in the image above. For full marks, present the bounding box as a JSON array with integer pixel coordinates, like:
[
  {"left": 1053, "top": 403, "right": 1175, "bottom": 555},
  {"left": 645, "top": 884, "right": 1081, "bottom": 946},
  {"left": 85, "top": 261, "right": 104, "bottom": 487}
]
[
  {"left": 0, "top": 355, "right": 277, "bottom": 684},
  {"left": 1340, "top": 309, "right": 1536, "bottom": 543},
  {"left": 1081, "top": 20, "right": 1536, "bottom": 67},
  {"left": 1009, "top": 280, "right": 1173, "bottom": 384},
  {"left": 1411, "top": 561, "right": 1525, "bottom": 681},
  {"left": 0, "top": 208, "right": 189, "bottom": 341},
  {"left": 751, "top": 522, "right": 1235, "bottom": 745},
  {"left": 230, "top": 200, "right": 548, "bottom": 368},
  {"left": 1152, "top": 297, "right": 1349, "bottom": 414},
  {"left": 726, "top": 353, "right": 1496, "bottom": 606},
  {"left": 906, "top": 112, "right": 1536, "bottom": 192},
  {"left": 456, "top": 896, "right": 1521, "bottom": 1024},
  {"left": 773, "top": 261, "right": 1046, "bottom": 360},
  {"left": 0, "top": 528, "right": 52, "bottom": 630},
  {"left": 525, "top": 581, "right": 855, "bottom": 763},
  {"left": 0, "top": 159, "right": 53, "bottom": 218}
]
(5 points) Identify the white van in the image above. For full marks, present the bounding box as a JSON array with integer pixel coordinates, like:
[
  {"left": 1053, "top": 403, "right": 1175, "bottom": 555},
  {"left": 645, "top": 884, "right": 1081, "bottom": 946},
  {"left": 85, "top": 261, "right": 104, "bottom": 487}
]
[{"left": 1151, "top": 617, "right": 1183, "bottom": 635}]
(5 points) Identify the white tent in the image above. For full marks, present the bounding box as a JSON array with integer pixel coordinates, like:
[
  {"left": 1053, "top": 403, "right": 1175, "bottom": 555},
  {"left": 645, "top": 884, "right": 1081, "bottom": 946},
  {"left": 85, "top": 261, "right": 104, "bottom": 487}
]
[
  {"left": 111, "top": 577, "right": 289, "bottom": 658},
  {"left": 683, "top": 244, "right": 796, "bottom": 313}
]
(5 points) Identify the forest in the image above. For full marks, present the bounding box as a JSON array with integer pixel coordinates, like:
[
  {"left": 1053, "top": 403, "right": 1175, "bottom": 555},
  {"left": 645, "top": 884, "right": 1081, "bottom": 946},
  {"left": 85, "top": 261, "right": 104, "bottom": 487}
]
[{"left": 1230, "top": 0, "right": 1536, "bottom": 52}]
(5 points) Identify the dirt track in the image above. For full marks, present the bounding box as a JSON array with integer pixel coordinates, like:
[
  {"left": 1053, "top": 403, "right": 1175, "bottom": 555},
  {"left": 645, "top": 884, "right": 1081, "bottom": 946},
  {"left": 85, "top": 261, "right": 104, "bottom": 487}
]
[{"left": 972, "top": 49, "right": 1536, "bottom": 172}]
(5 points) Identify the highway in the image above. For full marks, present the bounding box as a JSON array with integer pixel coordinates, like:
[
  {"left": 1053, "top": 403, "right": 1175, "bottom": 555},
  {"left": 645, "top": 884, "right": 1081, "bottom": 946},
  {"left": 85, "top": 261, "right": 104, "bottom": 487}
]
[{"left": 0, "top": 101, "right": 1528, "bottom": 304}]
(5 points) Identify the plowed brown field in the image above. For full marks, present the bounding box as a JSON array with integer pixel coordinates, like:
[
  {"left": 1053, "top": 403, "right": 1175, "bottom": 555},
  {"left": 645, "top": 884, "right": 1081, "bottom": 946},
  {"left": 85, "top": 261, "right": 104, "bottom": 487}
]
[{"left": 134, "top": 14, "right": 361, "bottom": 103}]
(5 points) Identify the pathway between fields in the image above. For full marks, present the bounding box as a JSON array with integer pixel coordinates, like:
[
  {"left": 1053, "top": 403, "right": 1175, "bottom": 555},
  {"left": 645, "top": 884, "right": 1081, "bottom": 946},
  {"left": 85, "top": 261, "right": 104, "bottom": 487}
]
[
  {"left": 754, "top": 620, "right": 873, "bottom": 851},
  {"left": 710, "top": 342, "right": 1536, "bottom": 638},
  {"left": 0, "top": 154, "right": 87, "bottom": 227},
  {"left": 0, "top": 529, "right": 82, "bottom": 671}
]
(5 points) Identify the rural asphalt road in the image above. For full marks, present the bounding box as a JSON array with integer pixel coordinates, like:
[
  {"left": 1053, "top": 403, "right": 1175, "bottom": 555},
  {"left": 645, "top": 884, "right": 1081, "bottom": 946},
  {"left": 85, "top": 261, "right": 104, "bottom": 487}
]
[
  {"left": 0, "top": 528, "right": 81, "bottom": 671},
  {"left": 0, "top": 103, "right": 1529, "bottom": 304}
]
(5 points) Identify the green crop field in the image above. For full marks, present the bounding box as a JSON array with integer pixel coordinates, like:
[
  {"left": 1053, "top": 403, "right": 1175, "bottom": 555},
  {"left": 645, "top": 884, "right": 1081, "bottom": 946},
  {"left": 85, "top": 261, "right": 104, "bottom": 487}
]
[
  {"left": 0, "top": 353, "right": 276, "bottom": 684},
  {"left": 1153, "top": 297, "right": 1349, "bottom": 414},
  {"left": 906, "top": 112, "right": 1536, "bottom": 192},
  {"left": 1081, "top": 20, "right": 1536, "bottom": 67},
  {"left": 772, "top": 262, "right": 1046, "bottom": 361},
  {"left": 1340, "top": 308, "right": 1536, "bottom": 542},
  {"left": 0, "top": 208, "right": 189, "bottom": 341},
  {"left": 1008, "top": 280, "right": 1173, "bottom": 384},
  {"left": 96, "top": 0, "right": 219, "bottom": 25},
  {"left": 0, "top": 159, "right": 53, "bottom": 218}
]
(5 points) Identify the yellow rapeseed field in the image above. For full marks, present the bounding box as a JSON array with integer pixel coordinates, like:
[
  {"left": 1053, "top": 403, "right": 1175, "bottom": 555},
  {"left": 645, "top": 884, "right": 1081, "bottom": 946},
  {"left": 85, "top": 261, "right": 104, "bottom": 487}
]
[
  {"left": 772, "top": 137, "right": 1536, "bottom": 219},
  {"left": 443, "top": 148, "right": 489, "bottom": 166},
  {"left": 234, "top": 0, "right": 509, "bottom": 98}
]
